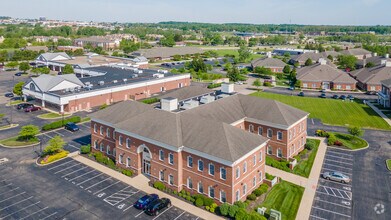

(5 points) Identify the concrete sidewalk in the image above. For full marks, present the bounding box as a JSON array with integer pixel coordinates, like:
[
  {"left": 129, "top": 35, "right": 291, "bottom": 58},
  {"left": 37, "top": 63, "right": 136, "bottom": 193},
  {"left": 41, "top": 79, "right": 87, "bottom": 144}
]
[
  {"left": 72, "top": 155, "right": 222, "bottom": 220},
  {"left": 367, "top": 102, "right": 391, "bottom": 126},
  {"left": 265, "top": 137, "right": 327, "bottom": 220}
]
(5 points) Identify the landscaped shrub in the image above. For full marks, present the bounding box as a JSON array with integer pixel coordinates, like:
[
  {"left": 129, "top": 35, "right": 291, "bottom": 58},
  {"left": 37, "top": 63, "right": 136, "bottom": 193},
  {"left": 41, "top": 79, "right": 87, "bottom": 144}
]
[
  {"left": 334, "top": 140, "right": 343, "bottom": 146},
  {"left": 253, "top": 189, "right": 262, "bottom": 197},
  {"left": 178, "top": 193, "right": 183, "bottom": 197},
  {"left": 305, "top": 140, "right": 316, "bottom": 150},
  {"left": 42, "top": 116, "right": 81, "bottom": 131},
  {"left": 153, "top": 181, "right": 166, "bottom": 191},
  {"left": 263, "top": 82, "right": 272, "bottom": 87},
  {"left": 141, "top": 97, "right": 160, "bottom": 104},
  {"left": 186, "top": 191, "right": 191, "bottom": 196},
  {"left": 246, "top": 193, "right": 257, "bottom": 201},
  {"left": 40, "top": 150, "right": 69, "bottom": 164},
  {"left": 228, "top": 205, "right": 239, "bottom": 218},
  {"left": 259, "top": 183, "right": 269, "bottom": 194},
  {"left": 207, "top": 83, "right": 222, "bottom": 89},
  {"left": 195, "top": 198, "right": 204, "bottom": 207},
  {"left": 173, "top": 191, "right": 178, "bottom": 195},
  {"left": 219, "top": 203, "right": 230, "bottom": 216},
  {"left": 266, "top": 157, "right": 290, "bottom": 172},
  {"left": 205, "top": 206, "right": 210, "bottom": 211},
  {"left": 235, "top": 208, "right": 248, "bottom": 220},
  {"left": 327, "top": 133, "right": 337, "bottom": 146},
  {"left": 186, "top": 195, "right": 192, "bottom": 201},
  {"left": 265, "top": 173, "right": 276, "bottom": 181},
  {"left": 234, "top": 201, "right": 247, "bottom": 209},
  {"left": 209, "top": 203, "right": 217, "bottom": 213},
  {"left": 203, "top": 197, "right": 214, "bottom": 207},
  {"left": 316, "top": 130, "right": 329, "bottom": 137},
  {"left": 190, "top": 197, "right": 195, "bottom": 203},
  {"left": 80, "top": 145, "right": 91, "bottom": 154},
  {"left": 121, "top": 169, "right": 133, "bottom": 177}
]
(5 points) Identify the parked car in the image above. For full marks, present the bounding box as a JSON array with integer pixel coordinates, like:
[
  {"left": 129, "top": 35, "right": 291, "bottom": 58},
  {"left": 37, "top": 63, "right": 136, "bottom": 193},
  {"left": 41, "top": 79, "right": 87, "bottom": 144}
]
[
  {"left": 322, "top": 171, "right": 350, "bottom": 183},
  {"left": 57, "top": 72, "right": 63, "bottom": 75},
  {"left": 340, "top": 95, "right": 347, "bottom": 100},
  {"left": 319, "top": 93, "right": 327, "bottom": 98},
  {"left": 347, "top": 95, "right": 354, "bottom": 100},
  {"left": 145, "top": 198, "right": 171, "bottom": 216},
  {"left": 134, "top": 194, "right": 159, "bottom": 210},
  {"left": 332, "top": 95, "right": 339, "bottom": 99},
  {"left": 64, "top": 122, "right": 79, "bottom": 132},
  {"left": 365, "top": 91, "right": 377, "bottom": 95},
  {"left": 16, "top": 103, "right": 33, "bottom": 110},
  {"left": 24, "top": 106, "right": 41, "bottom": 112},
  {"left": 14, "top": 72, "right": 23, "bottom": 76},
  {"left": 321, "top": 89, "right": 327, "bottom": 93},
  {"left": 298, "top": 92, "right": 304, "bottom": 97},
  {"left": 4, "top": 92, "right": 14, "bottom": 98}
]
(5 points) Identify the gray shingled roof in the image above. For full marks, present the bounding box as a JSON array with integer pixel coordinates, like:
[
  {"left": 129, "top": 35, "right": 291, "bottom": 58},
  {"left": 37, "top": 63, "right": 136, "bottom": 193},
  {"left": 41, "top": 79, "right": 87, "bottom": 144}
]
[
  {"left": 90, "top": 94, "right": 308, "bottom": 162},
  {"left": 159, "top": 86, "right": 214, "bottom": 101},
  {"left": 29, "top": 74, "right": 84, "bottom": 92},
  {"left": 340, "top": 48, "right": 371, "bottom": 56},
  {"left": 39, "top": 52, "right": 71, "bottom": 61},
  {"left": 351, "top": 66, "right": 391, "bottom": 85},
  {"left": 381, "top": 78, "right": 391, "bottom": 87},
  {"left": 297, "top": 63, "right": 357, "bottom": 84},
  {"left": 251, "top": 57, "right": 286, "bottom": 68}
]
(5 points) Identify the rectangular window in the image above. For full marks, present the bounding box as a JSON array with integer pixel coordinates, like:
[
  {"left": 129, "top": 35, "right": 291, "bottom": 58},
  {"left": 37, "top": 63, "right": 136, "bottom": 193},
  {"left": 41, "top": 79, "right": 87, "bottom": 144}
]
[
  {"left": 119, "top": 154, "right": 123, "bottom": 164},
  {"left": 277, "top": 131, "right": 283, "bottom": 140},
  {"left": 243, "top": 184, "right": 247, "bottom": 195},
  {"left": 187, "top": 178, "right": 193, "bottom": 189},
  {"left": 159, "top": 150, "right": 164, "bottom": 161},
  {"left": 249, "top": 124, "right": 254, "bottom": 132},
  {"left": 312, "top": 83, "right": 317, "bottom": 88},
  {"left": 220, "top": 191, "right": 227, "bottom": 203},
  {"left": 220, "top": 167, "right": 226, "bottom": 180},
  {"left": 259, "top": 171, "right": 263, "bottom": 181},
  {"left": 243, "top": 162, "right": 247, "bottom": 173},
  {"left": 169, "top": 175, "right": 174, "bottom": 185},
  {"left": 187, "top": 156, "right": 193, "bottom": 167},
  {"left": 106, "top": 146, "right": 111, "bottom": 155},
  {"left": 267, "top": 146, "right": 272, "bottom": 155},
  {"left": 235, "top": 190, "right": 240, "bottom": 201},
  {"left": 106, "top": 128, "right": 110, "bottom": 138},
  {"left": 253, "top": 155, "right": 256, "bottom": 166},
  {"left": 236, "top": 167, "right": 240, "bottom": 179},
  {"left": 303, "top": 83, "right": 308, "bottom": 88},
  {"left": 198, "top": 160, "right": 204, "bottom": 171},
  {"left": 267, "top": 129, "right": 273, "bottom": 138},
  {"left": 198, "top": 182, "right": 203, "bottom": 193},
  {"left": 259, "top": 151, "right": 263, "bottom": 162},
  {"left": 100, "top": 126, "right": 103, "bottom": 135},
  {"left": 336, "top": 84, "right": 341, "bottom": 90},
  {"left": 126, "top": 157, "right": 130, "bottom": 167},
  {"left": 209, "top": 186, "right": 215, "bottom": 198},
  {"left": 253, "top": 176, "right": 256, "bottom": 187},
  {"left": 169, "top": 153, "right": 174, "bottom": 165},
  {"left": 258, "top": 127, "right": 263, "bottom": 135},
  {"left": 94, "top": 124, "right": 97, "bottom": 133},
  {"left": 159, "top": 170, "right": 164, "bottom": 181},
  {"left": 346, "top": 85, "right": 351, "bottom": 90},
  {"left": 209, "top": 163, "right": 215, "bottom": 176},
  {"left": 277, "top": 149, "right": 282, "bottom": 158}
]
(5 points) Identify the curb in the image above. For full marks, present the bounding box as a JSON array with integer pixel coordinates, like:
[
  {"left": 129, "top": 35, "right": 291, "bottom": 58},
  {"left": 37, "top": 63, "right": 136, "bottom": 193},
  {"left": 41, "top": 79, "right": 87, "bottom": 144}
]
[
  {"left": 327, "top": 141, "right": 369, "bottom": 152},
  {"left": 0, "top": 124, "right": 19, "bottom": 131},
  {"left": 0, "top": 141, "right": 40, "bottom": 149},
  {"left": 38, "top": 119, "right": 91, "bottom": 136},
  {"left": 37, "top": 114, "right": 72, "bottom": 120},
  {"left": 35, "top": 151, "right": 79, "bottom": 167}
]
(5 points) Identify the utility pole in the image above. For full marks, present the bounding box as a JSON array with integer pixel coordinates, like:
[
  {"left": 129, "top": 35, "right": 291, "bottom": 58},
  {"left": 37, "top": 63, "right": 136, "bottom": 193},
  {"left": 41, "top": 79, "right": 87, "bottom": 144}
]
[{"left": 10, "top": 75, "right": 14, "bottom": 125}]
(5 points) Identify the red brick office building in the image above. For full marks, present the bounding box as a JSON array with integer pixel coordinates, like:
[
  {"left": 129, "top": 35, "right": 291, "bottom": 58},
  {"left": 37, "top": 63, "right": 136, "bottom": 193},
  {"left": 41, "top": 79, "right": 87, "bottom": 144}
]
[{"left": 89, "top": 94, "right": 308, "bottom": 204}]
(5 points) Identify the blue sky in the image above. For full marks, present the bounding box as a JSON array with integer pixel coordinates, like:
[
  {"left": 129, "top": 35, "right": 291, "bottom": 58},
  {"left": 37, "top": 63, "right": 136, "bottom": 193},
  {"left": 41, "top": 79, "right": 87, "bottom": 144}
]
[{"left": 0, "top": 0, "right": 389, "bottom": 25}]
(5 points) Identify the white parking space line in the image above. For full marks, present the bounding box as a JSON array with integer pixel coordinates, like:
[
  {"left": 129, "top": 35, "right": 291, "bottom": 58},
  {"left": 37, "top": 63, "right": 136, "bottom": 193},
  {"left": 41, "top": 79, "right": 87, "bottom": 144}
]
[
  {"left": 0, "top": 196, "right": 33, "bottom": 211},
  {"left": 122, "top": 204, "right": 134, "bottom": 212},
  {"left": 152, "top": 206, "right": 172, "bottom": 220},
  {"left": 314, "top": 198, "right": 351, "bottom": 209},
  {"left": 19, "top": 206, "right": 49, "bottom": 220},
  {"left": 310, "top": 215, "right": 327, "bottom": 220},
  {"left": 85, "top": 177, "right": 112, "bottom": 190},
  {"left": 0, "top": 188, "right": 21, "bottom": 197},
  {"left": 0, "top": 192, "right": 26, "bottom": 203},
  {"left": 1, "top": 201, "right": 40, "bottom": 218},
  {"left": 68, "top": 169, "right": 96, "bottom": 182},
  {"left": 327, "top": 150, "right": 353, "bottom": 157},
  {"left": 63, "top": 129, "right": 75, "bottom": 134},
  {"left": 48, "top": 160, "right": 74, "bottom": 170},
  {"left": 54, "top": 163, "right": 80, "bottom": 174},
  {"left": 41, "top": 212, "right": 58, "bottom": 220},
  {"left": 134, "top": 210, "right": 144, "bottom": 217},
  {"left": 93, "top": 180, "right": 121, "bottom": 195},
  {"left": 52, "top": 130, "right": 65, "bottom": 136},
  {"left": 322, "top": 167, "right": 352, "bottom": 175},
  {"left": 324, "top": 158, "right": 353, "bottom": 166},
  {"left": 326, "top": 154, "right": 354, "bottom": 161},
  {"left": 61, "top": 166, "right": 89, "bottom": 178},
  {"left": 320, "top": 179, "right": 352, "bottom": 187},
  {"left": 173, "top": 211, "right": 186, "bottom": 220},
  {"left": 0, "top": 183, "right": 12, "bottom": 189},
  {"left": 80, "top": 124, "right": 90, "bottom": 129},
  {"left": 312, "top": 206, "right": 351, "bottom": 218},
  {"left": 67, "top": 144, "right": 80, "bottom": 150},
  {"left": 344, "top": 191, "right": 352, "bottom": 200},
  {"left": 323, "top": 163, "right": 352, "bottom": 170},
  {"left": 76, "top": 173, "right": 103, "bottom": 186},
  {"left": 316, "top": 191, "right": 351, "bottom": 200},
  {"left": 42, "top": 133, "right": 53, "bottom": 139}
]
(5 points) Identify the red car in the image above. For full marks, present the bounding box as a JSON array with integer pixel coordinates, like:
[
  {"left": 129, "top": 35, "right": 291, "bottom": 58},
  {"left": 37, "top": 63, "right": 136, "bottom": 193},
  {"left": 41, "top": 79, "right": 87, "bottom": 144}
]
[{"left": 24, "top": 106, "right": 41, "bottom": 112}]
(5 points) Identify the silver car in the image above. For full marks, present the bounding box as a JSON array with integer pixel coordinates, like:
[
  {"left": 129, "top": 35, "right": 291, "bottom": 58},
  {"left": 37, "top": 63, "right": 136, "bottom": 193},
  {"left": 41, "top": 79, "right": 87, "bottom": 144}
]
[{"left": 322, "top": 171, "right": 350, "bottom": 183}]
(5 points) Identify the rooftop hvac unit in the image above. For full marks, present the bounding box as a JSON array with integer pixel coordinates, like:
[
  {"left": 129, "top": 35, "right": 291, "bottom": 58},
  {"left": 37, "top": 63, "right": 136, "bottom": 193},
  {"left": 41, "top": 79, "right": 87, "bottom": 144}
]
[
  {"left": 123, "top": 78, "right": 128, "bottom": 82},
  {"left": 85, "top": 82, "right": 91, "bottom": 85},
  {"left": 113, "top": 80, "right": 118, "bottom": 83},
  {"left": 200, "top": 95, "right": 215, "bottom": 104},
  {"left": 134, "top": 70, "right": 143, "bottom": 74},
  {"left": 180, "top": 100, "right": 199, "bottom": 110},
  {"left": 98, "top": 81, "right": 105, "bottom": 85}
]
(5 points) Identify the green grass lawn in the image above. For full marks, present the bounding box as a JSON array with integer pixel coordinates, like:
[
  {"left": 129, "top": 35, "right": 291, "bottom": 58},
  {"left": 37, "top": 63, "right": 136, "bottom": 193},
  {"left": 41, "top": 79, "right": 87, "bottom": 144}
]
[
  {"left": 259, "top": 180, "right": 304, "bottom": 220},
  {"left": 329, "top": 132, "right": 368, "bottom": 150},
  {"left": 206, "top": 49, "right": 264, "bottom": 60},
  {"left": 386, "top": 159, "right": 391, "bottom": 171},
  {"left": 293, "top": 139, "right": 321, "bottom": 177},
  {"left": 250, "top": 92, "right": 391, "bottom": 130},
  {"left": 9, "top": 100, "right": 23, "bottom": 106},
  {"left": 80, "top": 117, "right": 91, "bottom": 123},
  {"left": 0, "top": 136, "right": 39, "bottom": 147},
  {"left": 37, "top": 112, "right": 70, "bottom": 119}
]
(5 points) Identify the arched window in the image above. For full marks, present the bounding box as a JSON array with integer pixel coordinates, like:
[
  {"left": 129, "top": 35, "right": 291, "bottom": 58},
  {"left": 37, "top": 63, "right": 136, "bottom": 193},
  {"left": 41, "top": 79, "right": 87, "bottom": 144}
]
[
  {"left": 106, "top": 128, "right": 110, "bottom": 138},
  {"left": 29, "top": 83, "right": 36, "bottom": 91},
  {"left": 106, "top": 146, "right": 111, "bottom": 155},
  {"left": 126, "top": 157, "right": 131, "bottom": 167},
  {"left": 119, "top": 136, "right": 123, "bottom": 146},
  {"left": 100, "top": 143, "right": 104, "bottom": 152},
  {"left": 249, "top": 124, "right": 254, "bottom": 132},
  {"left": 94, "top": 140, "right": 98, "bottom": 149},
  {"left": 93, "top": 124, "right": 97, "bottom": 133},
  {"left": 126, "top": 138, "right": 130, "bottom": 148}
]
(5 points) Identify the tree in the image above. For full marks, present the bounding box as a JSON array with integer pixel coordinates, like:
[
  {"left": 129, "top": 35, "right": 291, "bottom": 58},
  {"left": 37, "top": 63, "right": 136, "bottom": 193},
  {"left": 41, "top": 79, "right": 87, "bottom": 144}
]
[
  {"left": 5, "top": 61, "right": 18, "bottom": 69},
  {"left": 238, "top": 46, "right": 251, "bottom": 62},
  {"left": 18, "top": 125, "right": 39, "bottom": 141},
  {"left": 365, "top": 62, "right": 375, "bottom": 68},
  {"left": 348, "top": 126, "right": 364, "bottom": 137},
  {"left": 252, "top": 79, "right": 262, "bottom": 91},
  {"left": 227, "top": 66, "right": 247, "bottom": 82},
  {"left": 62, "top": 64, "right": 74, "bottom": 74},
  {"left": 43, "top": 135, "right": 65, "bottom": 155},
  {"left": 190, "top": 57, "right": 207, "bottom": 72},
  {"left": 327, "top": 55, "right": 334, "bottom": 61},
  {"left": 18, "top": 62, "right": 30, "bottom": 73},
  {"left": 13, "top": 81, "right": 24, "bottom": 97},
  {"left": 254, "top": 66, "right": 273, "bottom": 76},
  {"left": 283, "top": 65, "right": 291, "bottom": 74},
  {"left": 160, "top": 36, "right": 175, "bottom": 47},
  {"left": 295, "top": 79, "right": 301, "bottom": 88},
  {"left": 338, "top": 55, "right": 357, "bottom": 70},
  {"left": 32, "top": 67, "right": 50, "bottom": 75},
  {"left": 173, "top": 34, "right": 183, "bottom": 42},
  {"left": 172, "top": 54, "right": 182, "bottom": 61},
  {"left": 305, "top": 58, "right": 313, "bottom": 66}
]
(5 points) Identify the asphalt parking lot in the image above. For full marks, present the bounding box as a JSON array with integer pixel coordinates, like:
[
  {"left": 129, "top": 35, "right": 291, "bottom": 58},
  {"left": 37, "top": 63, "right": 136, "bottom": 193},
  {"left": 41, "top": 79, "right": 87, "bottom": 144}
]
[
  {"left": 41, "top": 157, "right": 201, "bottom": 220},
  {"left": 310, "top": 148, "right": 354, "bottom": 220}
]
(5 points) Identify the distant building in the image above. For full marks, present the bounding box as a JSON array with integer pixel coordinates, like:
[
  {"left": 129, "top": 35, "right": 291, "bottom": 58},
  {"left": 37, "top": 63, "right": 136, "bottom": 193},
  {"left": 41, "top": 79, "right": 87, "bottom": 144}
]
[
  {"left": 273, "top": 48, "right": 318, "bottom": 56},
  {"left": 378, "top": 78, "right": 391, "bottom": 109},
  {"left": 22, "top": 46, "right": 49, "bottom": 52},
  {"left": 74, "top": 34, "right": 137, "bottom": 51},
  {"left": 297, "top": 59, "right": 357, "bottom": 91},
  {"left": 290, "top": 52, "right": 333, "bottom": 66},
  {"left": 356, "top": 54, "right": 391, "bottom": 68},
  {"left": 57, "top": 46, "right": 84, "bottom": 52},
  {"left": 251, "top": 53, "right": 287, "bottom": 73},
  {"left": 340, "top": 48, "right": 372, "bottom": 60},
  {"left": 350, "top": 61, "right": 391, "bottom": 91},
  {"left": 22, "top": 67, "right": 190, "bottom": 113},
  {"left": 132, "top": 47, "right": 203, "bottom": 60}
]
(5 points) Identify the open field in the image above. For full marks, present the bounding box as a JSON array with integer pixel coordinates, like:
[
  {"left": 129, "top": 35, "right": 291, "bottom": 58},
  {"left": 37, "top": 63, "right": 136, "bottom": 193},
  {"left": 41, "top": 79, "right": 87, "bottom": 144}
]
[
  {"left": 259, "top": 180, "right": 304, "bottom": 220},
  {"left": 250, "top": 92, "right": 391, "bottom": 130}
]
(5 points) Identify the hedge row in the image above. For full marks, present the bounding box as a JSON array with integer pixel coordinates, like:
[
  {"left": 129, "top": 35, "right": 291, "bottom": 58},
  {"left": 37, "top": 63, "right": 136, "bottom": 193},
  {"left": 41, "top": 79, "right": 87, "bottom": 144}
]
[
  {"left": 92, "top": 152, "right": 133, "bottom": 177},
  {"left": 266, "top": 157, "right": 291, "bottom": 172},
  {"left": 141, "top": 97, "right": 160, "bottom": 104},
  {"left": 42, "top": 116, "right": 81, "bottom": 131},
  {"left": 40, "top": 150, "right": 69, "bottom": 164},
  {"left": 207, "top": 83, "right": 222, "bottom": 89}
]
